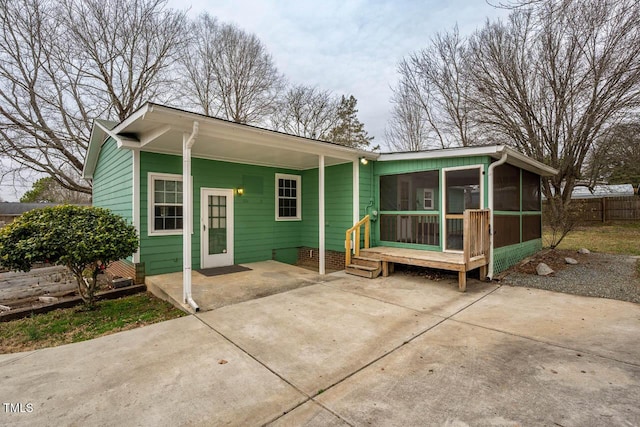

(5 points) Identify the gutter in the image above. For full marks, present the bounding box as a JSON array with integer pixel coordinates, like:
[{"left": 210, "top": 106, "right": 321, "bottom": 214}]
[
  {"left": 487, "top": 149, "right": 508, "bottom": 280},
  {"left": 183, "top": 121, "right": 200, "bottom": 312}
]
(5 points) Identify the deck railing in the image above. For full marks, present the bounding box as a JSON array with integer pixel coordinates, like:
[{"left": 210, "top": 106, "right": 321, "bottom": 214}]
[
  {"left": 345, "top": 215, "right": 370, "bottom": 266},
  {"left": 379, "top": 214, "right": 439, "bottom": 245},
  {"left": 463, "top": 209, "right": 490, "bottom": 263}
]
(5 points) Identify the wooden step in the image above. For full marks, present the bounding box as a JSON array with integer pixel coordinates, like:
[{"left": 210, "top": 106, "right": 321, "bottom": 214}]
[
  {"left": 345, "top": 263, "right": 381, "bottom": 279},
  {"left": 351, "top": 256, "right": 381, "bottom": 268}
]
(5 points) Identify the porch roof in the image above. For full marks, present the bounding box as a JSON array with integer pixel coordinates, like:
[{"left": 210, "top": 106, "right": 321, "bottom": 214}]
[
  {"left": 378, "top": 145, "right": 558, "bottom": 177},
  {"left": 83, "top": 103, "right": 378, "bottom": 179}
]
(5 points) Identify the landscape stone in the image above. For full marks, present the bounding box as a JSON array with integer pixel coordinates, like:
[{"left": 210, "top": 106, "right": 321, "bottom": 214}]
[
  {"left": 565, "top": 257, "right": 578, "bottom": 265},
  {"left": 536, "top": 263, "right": 554, "bottom": 276},
  {"left": 578, "top": 248, "right": 591, "bottom": 254}
]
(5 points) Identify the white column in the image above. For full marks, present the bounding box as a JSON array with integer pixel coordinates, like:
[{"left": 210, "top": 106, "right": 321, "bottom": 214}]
[
  {"left": 353, "top": 159, "right": 360, "bottom": 224},
  {"left": 132, "top": 149, "right": 140, "bottom": 264},
  {"left": 319, "top": 155, "right": 325, "bottom": 275}
]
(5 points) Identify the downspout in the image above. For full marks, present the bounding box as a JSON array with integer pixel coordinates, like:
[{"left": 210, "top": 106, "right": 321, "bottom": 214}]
[
  {"left": 487, "top": 149, "right": 508, "bottom": 280},
  {"left": 183, "top": 121, "right": 199, "bottom": 312}
]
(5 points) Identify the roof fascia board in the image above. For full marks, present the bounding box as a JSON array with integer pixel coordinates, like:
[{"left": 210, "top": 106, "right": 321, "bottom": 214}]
[
  {"left": 139, "top": 146, "right": 353, "bottom": 170},
  {"left": 503, "top": 147, "right": 558, "bottom": 176},
  {"left": 143, "top": 103, "right": 378, "bottom": 161},
  {"left": 378, "top": 146, "right": 502, "bottom": 162},
  {"left": 379, "top": 145, "right": 557, "bottom": 177}
]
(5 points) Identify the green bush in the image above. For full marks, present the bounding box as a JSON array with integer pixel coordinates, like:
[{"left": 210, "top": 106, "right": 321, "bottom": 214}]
[{"left": 0, "top": 205, "right": 138, "bottom": 307}]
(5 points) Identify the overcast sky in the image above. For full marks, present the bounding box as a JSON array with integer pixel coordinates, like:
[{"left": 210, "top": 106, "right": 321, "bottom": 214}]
[
  {"left": 178, "top": 0, "right": 510, "bottom": 144},
  {"left": 1, "top": 0, "right": 509, "bottom": 202}
]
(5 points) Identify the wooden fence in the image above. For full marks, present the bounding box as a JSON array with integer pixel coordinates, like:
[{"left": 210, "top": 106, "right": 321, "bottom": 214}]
[{"left": 544, "top": 196, "right": 640, "bottom": 222}]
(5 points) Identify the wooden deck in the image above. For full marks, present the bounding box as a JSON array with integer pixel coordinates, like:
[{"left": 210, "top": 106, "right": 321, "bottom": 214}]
[{"left": 359, "top": 246, "right": 488, "bottom": 291}]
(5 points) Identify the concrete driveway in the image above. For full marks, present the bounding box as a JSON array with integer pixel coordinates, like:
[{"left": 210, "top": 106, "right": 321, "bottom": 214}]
[{"left": 1, "top": 272, "right": 638, "bottom": 426}]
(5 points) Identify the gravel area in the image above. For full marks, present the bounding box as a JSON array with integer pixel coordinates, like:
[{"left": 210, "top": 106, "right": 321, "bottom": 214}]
[{"left": 501, "top": 250, "right": 640, "bottom": 304}]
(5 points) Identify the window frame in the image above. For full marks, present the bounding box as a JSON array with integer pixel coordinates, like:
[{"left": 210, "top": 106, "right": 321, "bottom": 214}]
[
  {"left": 423, "top": 188, "right": 435, "bottom": 210},
  {"left": 275, "top": 173, "right": 302, "bottom": 221},
  {"left": 148, "top": 172, "right": 184, "bottom": 236}
]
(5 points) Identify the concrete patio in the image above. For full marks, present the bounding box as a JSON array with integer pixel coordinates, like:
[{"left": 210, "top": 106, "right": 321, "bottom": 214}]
[
  {"left": 1, "top": 272, "right": 638, "bottom": 426},
  {"left": 145, "top": 260, "right": 339, "bottom": 312}
]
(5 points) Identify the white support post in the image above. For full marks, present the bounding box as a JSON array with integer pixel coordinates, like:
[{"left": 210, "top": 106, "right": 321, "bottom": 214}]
[
  {"left": 319, "top": 155, "right": 326, "bottom": 275},
  {"left": 353, "top": 159, "right": 360, "bottom": 225},
  {"left": 132, "top": 149, "right": 140, "bottom": 264}
]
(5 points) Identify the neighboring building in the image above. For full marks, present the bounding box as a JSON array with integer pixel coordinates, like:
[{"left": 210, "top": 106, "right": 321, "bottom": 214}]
[
  {"left": 571, "top": 184, "right": 635, "bottom": 199},
  {"left": 83, "top": 103, "right": 557, "bottom": 303},
  {"left": 0, "top": 202, "right": 60, "bottom": 227}
]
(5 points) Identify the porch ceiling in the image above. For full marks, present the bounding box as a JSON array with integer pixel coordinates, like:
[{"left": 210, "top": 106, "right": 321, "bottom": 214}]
[{"left": 113, "top": 103, "right": 376, "bottom": 170}]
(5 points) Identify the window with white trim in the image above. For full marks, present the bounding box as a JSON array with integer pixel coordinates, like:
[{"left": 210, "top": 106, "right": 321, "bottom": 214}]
[
  {"left": 423, "top": 188, "right": 434, "bottom": 210},
  {"left": 275, "top": 173, "right": 301, "bottom": 221},
  {"left": 149, "top": 173, "right": 183, "bottom": 235}
]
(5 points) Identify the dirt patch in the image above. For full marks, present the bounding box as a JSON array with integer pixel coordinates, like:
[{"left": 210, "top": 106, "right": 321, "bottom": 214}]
[
  {"left": 501, "top": 249, "right": 640, "bottom": 304},
  {"left": 507, "top": 249, "right": 591, "bottom": 275}
]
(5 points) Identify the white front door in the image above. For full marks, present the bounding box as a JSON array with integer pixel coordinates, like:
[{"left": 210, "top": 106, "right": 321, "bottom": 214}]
[{"left": 201, "top": 188, "right": 234, "bottom": 268}]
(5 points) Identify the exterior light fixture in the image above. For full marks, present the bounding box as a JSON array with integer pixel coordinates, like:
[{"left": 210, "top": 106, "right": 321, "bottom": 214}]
[
  {"left": 236, "top": 187, "right": 244, "bottom": 196},
  {"left": 360, "top": 157, "right": 368, "bottom": 165}
]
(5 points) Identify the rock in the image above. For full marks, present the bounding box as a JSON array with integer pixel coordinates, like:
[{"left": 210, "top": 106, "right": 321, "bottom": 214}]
[
  {"left": 536, "top": 263, "right": 554, "bottom": 276},
  {"left": 565, "top": 257, "right": 579, "bottom": 265},
  {"left": 38, "top": 296, "right": 59, "bottom": 304},
  {"left": 0, "top": 304, "right": 11, "bottom": 311},
  {"left": 578, "top": 248, "right": 591, "bottom": 254}
]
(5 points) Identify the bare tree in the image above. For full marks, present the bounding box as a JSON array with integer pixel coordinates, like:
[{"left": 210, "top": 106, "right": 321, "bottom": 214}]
[
  {"left": 391, "top": 26, "right": 476, "bottom": 149},
  {"left": 270, "top": 85, "right": 340, "bottom": 139},
  {"left": 585, "top": 122, "right": 640, "bottom": 186},
  {"left": 181, "top": 13, "right": 284, "bottom": 125},
  {"left": 467, "top": 0, "right": 640, "bottom": 246},
  {"left": 385, "top": 83, "right": 430, "bottom": 151},
  {"left": 0, "top": 0, "right": 187, "bottom": 194}
]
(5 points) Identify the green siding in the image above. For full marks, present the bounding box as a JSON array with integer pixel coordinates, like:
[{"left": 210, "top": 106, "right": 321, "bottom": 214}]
[
  {"left": 139, "top": 152, "right": 355, "bottom": 276},
  {"left": 92, "top": 138, "right": 133, "bottom": 223},
  {"left": 139, "top": 152, "right": 183, "bottom": 275},
  {"left": 300, "top": 163, "right": 354, "bottom": 252}
]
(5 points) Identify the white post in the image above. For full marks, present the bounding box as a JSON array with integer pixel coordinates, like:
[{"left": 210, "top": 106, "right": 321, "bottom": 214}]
[
  {"left": 132, "top": 149, "right": 140, "bottom": 264},
  {"left": 319, "top": 155, "right": 325, "bottom": 275},
  {"left": 353, "top": 159, "right": 360, "bottom": 225}
]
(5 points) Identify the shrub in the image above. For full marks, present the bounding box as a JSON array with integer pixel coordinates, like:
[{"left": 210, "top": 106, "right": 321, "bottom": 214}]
[{"left": 0, "top": 205, "right": 138, "bottom": 307}]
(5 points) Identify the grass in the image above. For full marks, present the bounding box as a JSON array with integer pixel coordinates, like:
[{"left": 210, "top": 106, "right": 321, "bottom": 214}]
[
  {"left": 0, "top": 293, "right": 186, "bottom": 354},
  {"left": 543, "top": 221, "right": 640, "bottom": 255}
]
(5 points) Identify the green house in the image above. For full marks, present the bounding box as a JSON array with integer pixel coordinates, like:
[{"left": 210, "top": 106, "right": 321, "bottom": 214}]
[{"left": 84, "top": 103, "right": 556, "bottom": 308}]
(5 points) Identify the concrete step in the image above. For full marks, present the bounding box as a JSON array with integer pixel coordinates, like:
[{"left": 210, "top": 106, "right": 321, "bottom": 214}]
[
  {"left": 345, "top": 264, "right": 381, "bottom": 279},
  {"left": 351, "top": 256, "right": 381, "bottom": 269}
]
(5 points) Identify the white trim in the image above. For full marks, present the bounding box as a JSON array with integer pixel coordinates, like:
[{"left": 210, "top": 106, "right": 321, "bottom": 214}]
[
  {"left": 200, "top": 188, "right": 234, "bottom": 268},
  {"left": 132, "top": 150, "right": 140, "bottom": 263},
  {"left": 423, "top": 188, "right": 435, "bottom": 210},
  {"left": 275, "top": 173, "right": 302, "bottom": 221},
  {"left": 140, "top": 125, "right": 171, "bottom": 147},
  {"left": 353, "top": 160, "right": 360, "bottom": 225},
  {"left": 147, "top": 172, "right": 184, "bottom": 237},
  {"left": 380, "top": 146, "right": 501, "bottom": 161},
  {"left": 442, "top": 165, "right": 484, "bottom": 253},
  {"left": 319, "top": 155, "right": 325, "bottom": 275},
  {"left": 378, "top": 145, "right": 557, "bottom": 177}
]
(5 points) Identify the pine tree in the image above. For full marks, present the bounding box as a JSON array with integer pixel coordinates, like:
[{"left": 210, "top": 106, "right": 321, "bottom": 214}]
[{"left": 323, "top": 95, "right": 374, "bottom": 149}]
